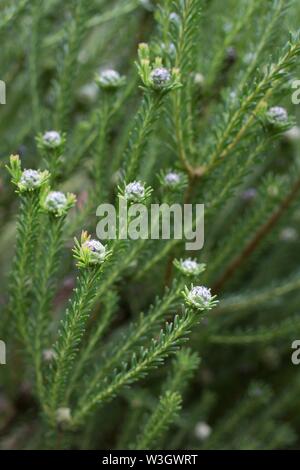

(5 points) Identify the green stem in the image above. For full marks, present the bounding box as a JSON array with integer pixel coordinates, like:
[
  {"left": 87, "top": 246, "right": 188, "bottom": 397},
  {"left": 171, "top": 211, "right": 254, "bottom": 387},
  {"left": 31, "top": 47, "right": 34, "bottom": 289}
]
[
  {"left": 125, "top": 93, "right": 164, "bottom": 181},
  {"left": 64, "top": 292, "right": 117, "bottom": 401},
  {"left": 9, "top": 192, "right": 41, "bottom": 353},
  {"left": 47, "top": 267, "right": 101, "bottom": 420},
  {"left": 32, "top": 217, "right": 65, "bottom": 405}
]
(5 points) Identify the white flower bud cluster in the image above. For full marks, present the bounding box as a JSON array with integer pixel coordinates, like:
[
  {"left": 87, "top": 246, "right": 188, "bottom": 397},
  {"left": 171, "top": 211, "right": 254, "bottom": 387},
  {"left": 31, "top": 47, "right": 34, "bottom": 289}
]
[
  {"left": 175, "top": 258, "right": 205, "bottom": 278},
  {"left": 180, "top": 259, "right": 201, "bottom": 275},
  {"left": 187, "top": 286, "right": 212, "bottom": 307},
  {"left": 97, "top": 69, "right": 125, "bottom": 90},
  {"left": 83, "top": 239, "right": 106, "bottom": 265},
  {"left": 43, "top": 191, "right": 76, "bottom": 217},
  {"left": 184, "top": 285, "right": 218, "bottom": 311},
  {"left": 19, "top": 169, "right": 44, "bottom": 191},
  {"left": 42, "top": 130, "right": 62, "bottom": 148},
  {"left": 150, "top": 67, "right": 171, "bottom": 89},
  {"left": 164, "top": 171, "right": 181, "bottom": 187},
  {"left": 44, "top": 191, "right": 67, "bottom": 214},
  {"left": 194, "top": 72, "right": 205, "bottom": 86},
  {"left": 124, "top": 181, "right": 145, "bottom": 202},
  {"left": 267, "top": 106, "right": 288, "bottom": 124}
]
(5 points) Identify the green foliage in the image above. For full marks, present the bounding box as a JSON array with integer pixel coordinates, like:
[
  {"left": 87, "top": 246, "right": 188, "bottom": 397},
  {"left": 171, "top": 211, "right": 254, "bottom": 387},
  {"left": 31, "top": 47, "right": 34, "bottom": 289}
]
[{"left": 133, "top": 390, "right": 182, "bottom": 449}]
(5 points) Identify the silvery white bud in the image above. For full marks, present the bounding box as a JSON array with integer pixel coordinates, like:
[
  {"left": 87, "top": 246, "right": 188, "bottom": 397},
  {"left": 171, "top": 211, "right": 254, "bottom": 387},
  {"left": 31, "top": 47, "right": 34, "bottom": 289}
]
[
  {"left": 194, "top": 72, "right": 205, "bottom": 86},
  {"left": 19, "top": 169, "right": 43, "bottom": 190},
  {"left": 187, "top": 286, "right": 213, "bottom": 309},
  {"left": 180, "top": 259, "right": 200, "bottom": 275},
  {"left": 43, "top": 130, "right": 62, "bottom": 148},
  {"left": 97, "top": 69, "right": 125, "bottom": 90},
  {"left": 164, "top": 171, "right": 181, "bottom": 187},
  {"left": 175, "top": 258, "right": 205, "bottom": 277},
  {"left": 267, "top": 106, "right": 288, "bottom": 124},
  {"left": 124, "top": 181, "right": 145, "bottom": 201},
  {"left": 44, "top": 191, "right": 68, "bottom": 214}
]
